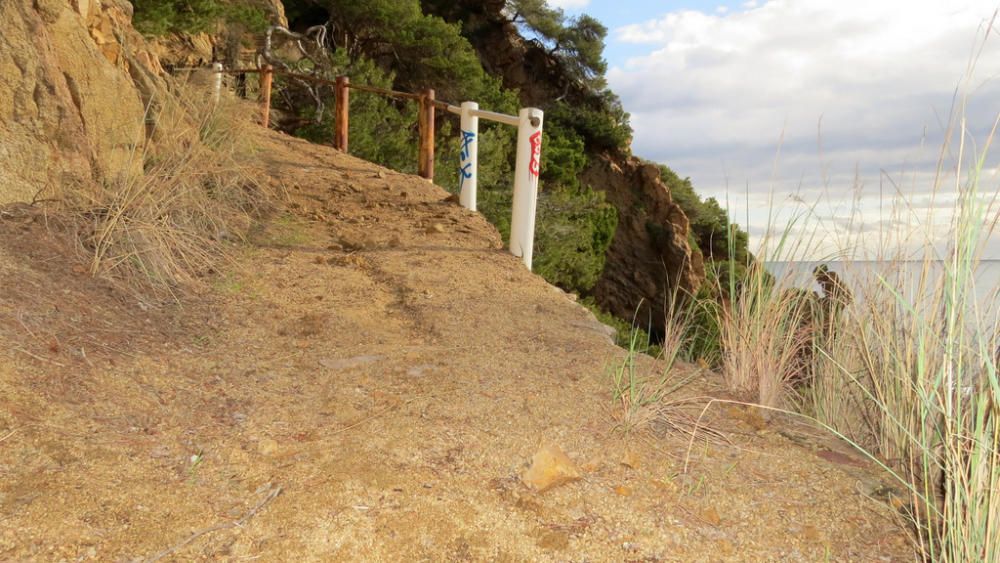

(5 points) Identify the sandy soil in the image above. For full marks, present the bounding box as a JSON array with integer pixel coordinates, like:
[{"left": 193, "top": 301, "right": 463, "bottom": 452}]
[{"left": 0, "top": 132, "right": 912, "bottom": 561}]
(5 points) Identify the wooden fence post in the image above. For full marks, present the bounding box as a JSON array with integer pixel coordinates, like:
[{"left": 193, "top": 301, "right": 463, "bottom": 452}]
[
  {"left": 335, "top": 76, "right": 350, "bottom": 152},
  {"left": 418, "top": 88, "right": 435, "bottom": 181},
  {"left": 260, "top": 64, "right": 273, "bottom": 128}
]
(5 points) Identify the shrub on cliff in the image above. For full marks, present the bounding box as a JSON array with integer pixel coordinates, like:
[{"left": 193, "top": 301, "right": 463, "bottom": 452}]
[
  {"left": 659, "top": 165, "right": 749, "bottom": 267},
  {"left": 133, "top": 0, "right": 269, "bottom": 36}
]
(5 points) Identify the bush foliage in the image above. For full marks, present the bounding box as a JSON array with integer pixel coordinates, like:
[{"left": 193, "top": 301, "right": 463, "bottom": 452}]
[
  {"left": 227, "top": 0, "right": 748, "bottom": 352},
  {"left": 133, "top": 0, "right": 269, "bottom": 36}
]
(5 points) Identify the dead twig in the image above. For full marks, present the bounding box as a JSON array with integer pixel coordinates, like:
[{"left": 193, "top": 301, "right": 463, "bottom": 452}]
[
  {"left": 330, "top": 397, "right": 417, "bottom": 437},
  {"left": 144, "top": 484, "right": 282, "bottom": 563},
  {"left": 13, "top": 347, "right": 66, "bottom": 367},
  {"left": 0, "top": 429, "right": 17, "bottom": 444},
  {"left": 15, "top": 311, "right": 38, "bottom": 339}
]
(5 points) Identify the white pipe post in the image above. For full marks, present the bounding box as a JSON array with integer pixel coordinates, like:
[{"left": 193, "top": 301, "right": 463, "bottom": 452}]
[
  {"left": 212, "top": 62, "right": 223, "bottom": 104},
  {"left": 509, "top": 108, "right": 543, "bottom": 270},
  {"left": 458, "top": 101, "right": 479, "bottom": 211}
]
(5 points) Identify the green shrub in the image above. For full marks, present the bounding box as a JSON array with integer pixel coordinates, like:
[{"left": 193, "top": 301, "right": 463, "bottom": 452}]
[
  {"left": 133, "top": 0, "right": 269, "bottom": 36},
  {"left": 532, "top": 184, "right": 617, "bottom": 294},
  {"left": 294, "top": 52, "right": 419, "bottom": 174}
]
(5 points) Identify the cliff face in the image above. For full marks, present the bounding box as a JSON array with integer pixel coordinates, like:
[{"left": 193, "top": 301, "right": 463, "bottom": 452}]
[
  {"left": 0, "top": 0, "right": 161, "bottom": 204},
  {"left": 426, "top": 0, "right": 705, "bottom": 334},
  {"left": 582, "top": 155, "right": 704, "bottom": 331}
]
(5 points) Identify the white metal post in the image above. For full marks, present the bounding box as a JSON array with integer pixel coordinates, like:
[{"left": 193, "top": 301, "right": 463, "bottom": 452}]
[
  {"left": 509, "top": 108, "right": 544, "bottom": 270},
  {"left": 212, "top": 62, "right": 223, "bottom": 104},
  {"left": 458, "top": 101, "right": 479, "bottom": 211}
]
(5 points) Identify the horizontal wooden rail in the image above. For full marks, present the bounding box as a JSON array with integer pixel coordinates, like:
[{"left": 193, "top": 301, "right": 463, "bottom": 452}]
[
  {"left": 210, "top": 66, "right": 467, "bottom": 182},
  {"left": 347, "top": 83, "right": 420, "bottom": 101},
  {"left": 219, "top": 68, "right": 451, "bottom": 107},
  {"left": 202, "top": 62, "right": 543, "bottom": 270}
]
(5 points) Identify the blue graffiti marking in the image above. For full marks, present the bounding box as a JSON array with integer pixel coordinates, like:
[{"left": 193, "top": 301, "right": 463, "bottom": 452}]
[
  {"left": 459, "top": 129, "right": 476, "bottom": 191},
  {"left": 460, "top": 130, "right": 476, "bottom": 160},
  {"left": 459, "top": 163, "right": 473, "bottom": 190}
]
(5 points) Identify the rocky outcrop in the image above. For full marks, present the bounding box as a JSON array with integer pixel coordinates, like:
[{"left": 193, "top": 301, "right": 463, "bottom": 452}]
[
  {"left": 424, "top": 0, "right": 569, "bottom": 108},
  {"left": 583, "top": 154, "right": 704, "bottom": 334},
  {"left": 148, "top": 0, "right": 288, "bottom": 70},
  {"left": 0, "top": 0, "right": 159, "bottom": 205}
]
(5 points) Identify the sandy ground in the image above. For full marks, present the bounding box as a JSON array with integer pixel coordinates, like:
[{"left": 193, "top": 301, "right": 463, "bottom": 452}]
[{"left": 0, "top": 132, "right": 913, "bottom": 561}]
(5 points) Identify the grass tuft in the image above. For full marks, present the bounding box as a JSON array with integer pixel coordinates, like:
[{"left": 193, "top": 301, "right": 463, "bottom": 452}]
[
  {"left": 60, "top": 79, "right": 272, "bottom": 297},
  {"left": 703, "top": 24, "right": 1000, "bottom": 557}
]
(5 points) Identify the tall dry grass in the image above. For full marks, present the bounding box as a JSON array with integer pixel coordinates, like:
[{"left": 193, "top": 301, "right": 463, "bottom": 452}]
[
  {"left": 714, "top": 206, "right": 829, "bottom": 408},
  {"left": 62, "top": 79, "right": 272, "bottom": 296},
  {"left": 709, "top": 26, "right": 1000, "bottom": 559},
  {"left": 803, "top": 184, "right": 999, "bottom": 560},
  {"left": 609, "top": 299, "right": 698, "bottom": 434}
]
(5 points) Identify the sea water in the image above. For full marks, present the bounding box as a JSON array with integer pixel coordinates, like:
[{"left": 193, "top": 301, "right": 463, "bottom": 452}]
[{"left": 765, "top": 259, "right": 1000, "bottom": 329}]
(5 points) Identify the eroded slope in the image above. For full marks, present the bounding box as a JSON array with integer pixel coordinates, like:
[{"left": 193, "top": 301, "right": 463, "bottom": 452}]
[{"left": 0, "top": 133, "right": 910, "bottom": 561}]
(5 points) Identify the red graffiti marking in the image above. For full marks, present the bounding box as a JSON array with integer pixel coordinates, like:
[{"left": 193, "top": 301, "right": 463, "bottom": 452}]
[{"left": 528, "top": 131, "right": 542, "bottom": 178}]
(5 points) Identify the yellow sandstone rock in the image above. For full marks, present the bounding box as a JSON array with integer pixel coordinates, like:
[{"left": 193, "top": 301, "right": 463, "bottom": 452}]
[
  {"left": 523, "top": 444, "right": 581, "bottom": 492},
  {"left": 621, "top": 449, "right": 641, "bottom": 469}
]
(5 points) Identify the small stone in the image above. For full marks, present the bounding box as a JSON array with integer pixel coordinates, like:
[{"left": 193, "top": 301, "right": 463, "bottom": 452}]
[
  {"left": 406, "top": 365, "right": 433, "bottom": 377},
  {"left": 802, "top": 525, "right": 821, "bottom": 541},
  {"left": 537, "top": 530, "right": 569, "bottom": 550},
  {"left": 621, "top": 450, "right": 640, "bottom": 470},
  {"left": 523, "top": 444, "right": 581, "bottom": 492},
  {"left": 514, "top": 496, "right": 544, "bottom": 515},
  {"left": 388, "top": 235, "right": 403, "bottom": 247},
  {"left": 319, "top": 354, "right": 383, "bottom": 370},
  {"left": 816, "top": 449, "right": 864, "bottom": 467},
  {"left": 258, "top": 438, "right": 279, "bottom": 456},
  {"left": 614, "top": 485, "right": 633, "bottom": 497},
  {"left": 700, "top": 506, "right": 722, "bottom": 526},
  {"left": 426, "top": 223, "right": 445, "bottom": 234},
  {"left": 715, "top": 539, "right": 735, "bottom": 555},
  {"left": 339, "top": 234, "right": 366, "bottom": 251},
  {"left": 651, "top": 479, "right": 678, "bottom": 494}
]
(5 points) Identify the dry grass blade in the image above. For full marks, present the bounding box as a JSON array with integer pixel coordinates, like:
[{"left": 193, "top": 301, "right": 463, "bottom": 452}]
[
  {"left": 59, "top": 79, "right": 274, "bottom": 297},
  {"left": 143, "top": 484, "right": 282, "bottom": 563}
]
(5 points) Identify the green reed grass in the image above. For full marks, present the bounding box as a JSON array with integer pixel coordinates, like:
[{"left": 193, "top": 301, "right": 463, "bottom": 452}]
[{"left": 710, "top": 87, "right": 999, "bottom": 563}]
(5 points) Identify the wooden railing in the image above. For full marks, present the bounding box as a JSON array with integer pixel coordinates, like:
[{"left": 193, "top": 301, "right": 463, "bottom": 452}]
[{"left": 208, "top": 64, "right": 545, "bottom": 270}]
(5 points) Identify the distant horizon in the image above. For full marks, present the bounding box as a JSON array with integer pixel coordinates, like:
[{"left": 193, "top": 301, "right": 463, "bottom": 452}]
[
  {"left": 554, "top": 0, "right": 1000, "bottom": 261},
  {"left": 766, "top": 258, "right": 1000, "bottom": 264}
]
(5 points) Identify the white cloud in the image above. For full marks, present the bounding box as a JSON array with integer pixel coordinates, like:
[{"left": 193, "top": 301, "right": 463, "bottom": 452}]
[
  {"left": 547, "top": 0, "right": 591, "bottom": 9},
  {"left": 608, "top": 0, "right": 1000, "bottom": 259}
]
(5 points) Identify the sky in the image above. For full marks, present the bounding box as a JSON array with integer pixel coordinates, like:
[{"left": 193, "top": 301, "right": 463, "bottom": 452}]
[{"left": 548, "top": 0, "right": 1000, "bottom": 260}]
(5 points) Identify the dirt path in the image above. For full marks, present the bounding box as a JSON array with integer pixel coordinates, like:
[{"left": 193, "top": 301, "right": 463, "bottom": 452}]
[{"left": 0, "top": 132, "right": 911, "bottom": 561}]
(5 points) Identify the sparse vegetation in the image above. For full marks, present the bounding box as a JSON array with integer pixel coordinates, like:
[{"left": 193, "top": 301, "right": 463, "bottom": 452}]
[
  {"left": 702, "top": 99, "right": 999, "bottom": 560},
  {"left": 607, "top": 300, "right": 699, "bottom": 435},
  {"left": 62, "top": 81, "right": 271, "bottom": 295},
  {"left": 133, "top": 0, "right": 270, "bottom": 36},
  {"left": 608, "top": 322, "right": 680, "bottom": 434}
]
